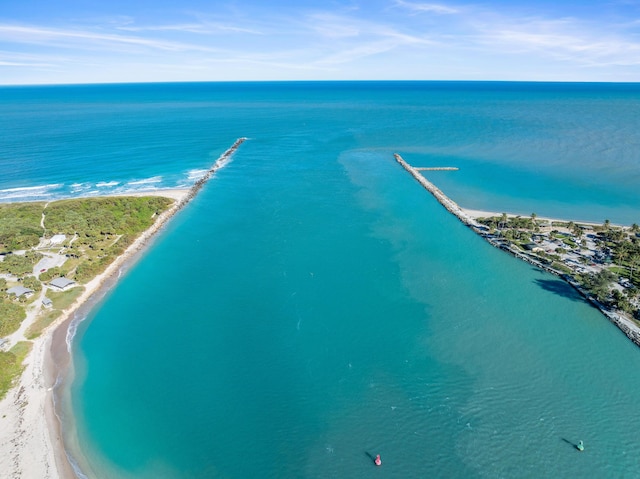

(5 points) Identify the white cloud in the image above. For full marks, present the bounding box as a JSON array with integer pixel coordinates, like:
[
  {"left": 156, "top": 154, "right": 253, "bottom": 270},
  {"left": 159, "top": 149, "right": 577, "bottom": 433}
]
[
  {"left": 0, "top": 24, "right": 220, "bottom": 53},
  {"left": 394, "top": 0, "right": 459, "bottom": 15}
]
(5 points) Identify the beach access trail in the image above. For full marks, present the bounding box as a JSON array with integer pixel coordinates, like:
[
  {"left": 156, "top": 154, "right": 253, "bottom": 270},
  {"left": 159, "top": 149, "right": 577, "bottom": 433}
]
[{"left": 0, "top": 138, "right": 246, "bottom": 479}]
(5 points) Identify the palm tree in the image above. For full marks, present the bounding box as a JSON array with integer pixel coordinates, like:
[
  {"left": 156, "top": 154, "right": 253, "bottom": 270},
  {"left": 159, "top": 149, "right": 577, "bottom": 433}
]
[
  {"left": 616, "top": 241, "right": 631, "bottom": 270},
  {"left": 572, "top": 223, "right": 583, "bottom": 241},
  {"left": 500, "top": 213, "right": 508, "bottom": 230},
  {"left": 603, "top": 219, "right": 611, "bottom": 231}
]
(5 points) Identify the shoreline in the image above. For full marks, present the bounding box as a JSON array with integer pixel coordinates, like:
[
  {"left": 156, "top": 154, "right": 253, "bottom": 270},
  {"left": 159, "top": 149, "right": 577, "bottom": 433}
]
[
  {"left": 0, "top": 138, "right": 246, "bottom": 478},
  {"left": 394, "top": 153, "right": 640, "bottom": 348}
]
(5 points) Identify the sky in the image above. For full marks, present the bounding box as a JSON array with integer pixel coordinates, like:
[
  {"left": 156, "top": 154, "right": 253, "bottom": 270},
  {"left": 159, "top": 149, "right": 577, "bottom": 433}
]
[{"left": 2, "top": 0, "right": 640, "bottom": 84}]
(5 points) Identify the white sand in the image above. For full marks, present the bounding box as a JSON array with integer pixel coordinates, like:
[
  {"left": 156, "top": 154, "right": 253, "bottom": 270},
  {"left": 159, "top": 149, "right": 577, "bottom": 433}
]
[
  {"left": 461, "top": 208, "right": 607, "bottom": 227},
  {"left": 0, "top": 189, "right": 189, "bottom": 479}
]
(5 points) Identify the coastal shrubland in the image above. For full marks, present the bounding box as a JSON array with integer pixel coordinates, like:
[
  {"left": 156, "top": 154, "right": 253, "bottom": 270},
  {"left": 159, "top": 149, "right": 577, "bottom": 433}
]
[
  {"left": 0, "top": 203, "right": 44, "bottom": 253},
  {"left": 0, "top": 251, "right": 42, "bottom": 276},
  {"left": 0, "top": 300, "right": 26, "bottom": 337},
  {"left": 0, "top": 196, "right": 175, "bottom": 398},
  {"left": 0, "top": 342, "right": 32, "bottom": 400},
  {"left": 26, "top": 310, "right": 62, "bottom": 340},
  {"left": 45, "top": 196, "right": 172, "bottom": 238}
]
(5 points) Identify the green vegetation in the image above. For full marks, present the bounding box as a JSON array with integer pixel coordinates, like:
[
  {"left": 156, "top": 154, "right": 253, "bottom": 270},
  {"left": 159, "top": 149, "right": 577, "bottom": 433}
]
[
  {"left": 0, "top": 251, "right": 42, "bottom": 277},
  {"left": 0, "top": 196, "right": 176, "bottom": 398},
  {"left": 45, "top": 196, "right": 173, "bottom": 283},
  {"left": 26, "top": 310, "right": 62, "bottom": 340},
  {"left": 39, "top": 267, "right": 63, "bottom": 282},
  {"left": 45, "top": 196, "right": 172, "bottom": 237},
  {"left": 0, "top": 203, "right": 44, "bottom": 253},
  {"left": 580, "top": 269, "right": 618, "bottom": 303},
  {"left": 22, "top": 276, "right": 42, "bottom": 292},
  {"left": 0, "top": 341, "right": 32, "bottom": 400},
  {"left": 550, "top": 262, "right": 572, "bottom": 274},
  {"left": 477, "top": 215, "right": 537, "bottom": 232},
  {"left": 0, "top": 300, "right": 26, "bottom": 337},
  {"left": 476, "top": 213, "right": 640, "bottom": 320},
  {"left": 47, "top": 287, "right": 84, "bottom": 310}
]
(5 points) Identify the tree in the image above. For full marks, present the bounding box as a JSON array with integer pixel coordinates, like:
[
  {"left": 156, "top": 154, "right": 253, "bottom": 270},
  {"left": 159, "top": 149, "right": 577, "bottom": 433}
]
[
  {"left": 499, "top": 213, "right": 508, "bottom": 230},
  {"left": 572, "top": 223, "right": 583, "bottom": 241},
  {"left": 582, "top": 269, "right": 617, "bottom": 303},
  {"left": 22, "top": 276, "right": 41, "bottom": 293},
  {"left": 616, "top": 241, "right": 631, "bottom": 270}
]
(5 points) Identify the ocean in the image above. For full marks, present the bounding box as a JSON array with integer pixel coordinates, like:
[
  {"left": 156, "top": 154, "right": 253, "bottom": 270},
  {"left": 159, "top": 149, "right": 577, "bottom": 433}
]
[{"left": 2, "top": 81, "right": 640, "bottom": 478}]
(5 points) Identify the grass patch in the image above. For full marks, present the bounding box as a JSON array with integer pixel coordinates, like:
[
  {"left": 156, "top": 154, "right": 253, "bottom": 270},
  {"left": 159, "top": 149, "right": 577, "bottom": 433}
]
[
  {"left": 0, "top": 300, "right": 27, "bottom": 337},
  {"left": 0, "top": 341, "right": 33, "bottom": 400},
  {"left": 26, "top": 309, "right": 63, "bottom": 340},
  {"left": 47, "top": 287, "right": 85, "bottom": 310},
  {"left": 551, "top": 262, "right": 573, "bottom": 274},
  {"left": 608, "top": 266, "right": 626, "bottom": 277}
]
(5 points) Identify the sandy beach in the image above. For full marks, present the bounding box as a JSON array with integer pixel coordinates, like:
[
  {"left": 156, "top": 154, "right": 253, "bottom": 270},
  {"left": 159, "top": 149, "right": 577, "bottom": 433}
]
[
  {"left": 0, "top": 188, "right": 190, "bottom": 479},
  {"left": 461, "top": 208, "right": 609, "bottom": 228}
]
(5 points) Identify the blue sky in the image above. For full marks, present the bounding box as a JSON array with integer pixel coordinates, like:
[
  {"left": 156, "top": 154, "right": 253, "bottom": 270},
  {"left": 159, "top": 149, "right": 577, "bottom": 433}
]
[{"left": 2, "top": 0, "right": 640, "bottom": 84}]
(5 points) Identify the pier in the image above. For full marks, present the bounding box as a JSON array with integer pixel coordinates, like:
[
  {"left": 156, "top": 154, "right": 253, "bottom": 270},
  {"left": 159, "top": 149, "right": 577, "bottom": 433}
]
[
  {"left": 414, "top": 167, "right": 459, "bottom": 171},
  {"left": 394, "top": 152, "right": 640, "bottom": 348}
]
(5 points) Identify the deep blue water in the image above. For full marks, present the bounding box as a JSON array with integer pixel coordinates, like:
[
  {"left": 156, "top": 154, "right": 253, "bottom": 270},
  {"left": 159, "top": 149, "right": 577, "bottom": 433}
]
[{"left": 2, "top": 82, "right": 640, "bottom": 478}]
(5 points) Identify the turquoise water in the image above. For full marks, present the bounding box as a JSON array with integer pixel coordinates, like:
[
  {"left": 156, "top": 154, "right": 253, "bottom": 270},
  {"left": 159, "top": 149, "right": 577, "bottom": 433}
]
[{"left": 2, "top": 82, "right": 640, "bottom": 477}]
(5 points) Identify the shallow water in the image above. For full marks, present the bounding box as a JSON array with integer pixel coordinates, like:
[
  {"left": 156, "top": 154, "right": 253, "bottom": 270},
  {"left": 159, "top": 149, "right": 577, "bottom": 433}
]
[{"left": 2, "top": 82, "right": 640, "bottom": 478}]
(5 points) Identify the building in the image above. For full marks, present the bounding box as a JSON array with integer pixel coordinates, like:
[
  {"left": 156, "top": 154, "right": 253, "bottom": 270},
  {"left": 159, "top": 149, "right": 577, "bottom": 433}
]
[
  {"left": 6, "top": 286, "right": 34, "bottom": 298},
  {"left": 49, "top": 277, "right": 76, "bottom": 291},
  {"left": 42, "top": 297, "right": 53, "bottom": 307},
  {"left": 49, "top": 234, "right": 66, "bottom": 246}
]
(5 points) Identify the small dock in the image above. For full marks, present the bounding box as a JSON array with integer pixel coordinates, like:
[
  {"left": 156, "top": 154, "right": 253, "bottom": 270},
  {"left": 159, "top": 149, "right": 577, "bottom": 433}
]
[{"left": 393, "top": 154, "right": 476, "bottom": 227}]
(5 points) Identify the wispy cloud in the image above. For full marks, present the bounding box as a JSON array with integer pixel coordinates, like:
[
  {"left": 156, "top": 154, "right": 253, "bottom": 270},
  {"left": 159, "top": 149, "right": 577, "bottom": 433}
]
[
  {"left": 394, "top": 0, "right": 460, "bottom": 15},
  {"left": 117, "top": 22, "right": 263, "bottom": 35},
  {"left": 0, "top": 24, "right": 221, "bottom": 53},
  {"left": 472, "top": 17, "right": 640, "bottom": 67},
  {"left": 2, "top": 1, "right": 640, "bottom": 82}
]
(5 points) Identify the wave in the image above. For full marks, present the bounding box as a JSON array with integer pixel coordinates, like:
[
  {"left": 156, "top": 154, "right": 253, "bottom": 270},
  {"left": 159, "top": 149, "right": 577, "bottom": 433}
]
[
  {"left": 70, "top": 183, "right": 93, "bottom": 193},
  {"left": 187, "top": 169, "right": 208, "bottom": 181},
  {"left": 0, "top": 183, "right": 63, "bottom": 200},
  {"left": 127, "top": 176, "right": 162, "bottom": 186},
  {"left": 96, "top": 181, "right": 120, "bottom": 188}
]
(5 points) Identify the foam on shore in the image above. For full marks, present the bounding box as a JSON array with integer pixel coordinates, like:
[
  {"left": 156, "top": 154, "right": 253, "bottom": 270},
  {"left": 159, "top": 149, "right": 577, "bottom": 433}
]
[{"left": 0, "top": 138, "right": 247, "bottom": 479}]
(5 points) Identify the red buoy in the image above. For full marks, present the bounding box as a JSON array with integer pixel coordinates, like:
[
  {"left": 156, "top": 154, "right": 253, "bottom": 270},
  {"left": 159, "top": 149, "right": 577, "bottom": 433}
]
[{"left": 374, "top": 454, "right": 382, "bottom": 466}]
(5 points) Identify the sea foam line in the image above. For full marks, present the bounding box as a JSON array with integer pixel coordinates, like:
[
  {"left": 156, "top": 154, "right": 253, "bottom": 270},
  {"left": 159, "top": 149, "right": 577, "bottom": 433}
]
[
  {"left": 0, "top": 183, "right": 63, "bottom": 199},
  {"left": 127, "top": 176, "right": 163, "bottom": 186}
]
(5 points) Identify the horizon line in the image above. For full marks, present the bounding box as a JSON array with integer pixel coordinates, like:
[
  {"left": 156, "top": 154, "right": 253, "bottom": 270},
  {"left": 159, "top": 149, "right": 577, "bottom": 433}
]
[{"left": 2, "top": 79, "right": 640, "bottom": 88}]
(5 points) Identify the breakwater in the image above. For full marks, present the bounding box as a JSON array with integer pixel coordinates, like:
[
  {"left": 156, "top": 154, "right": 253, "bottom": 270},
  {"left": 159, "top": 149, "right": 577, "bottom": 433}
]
[
  {"left": 177, "top": 137, "right": 247, "bottom": 209},
  {"left": 394, "top": 153, "right": 640, "bottom": 348},
  {"left": 394, "top": 154, "right": 476, "bottom": 227}
]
